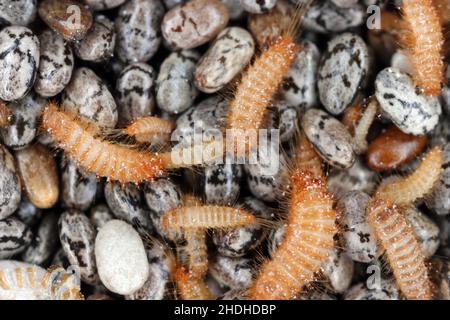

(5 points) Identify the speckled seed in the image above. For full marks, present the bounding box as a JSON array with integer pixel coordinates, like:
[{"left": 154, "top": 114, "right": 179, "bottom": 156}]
[
  {"left": 247, "top": 0, "right": 292, "bottom": 46},
  {"left": 115, "top": 0, "right": 165, "bottom": 63},
  {"left": 366, "top": 125, "right": 428, "bottom": 172},
  {"left": 15, "top": 198, "right": 42, "bottom": 226},
  {"left": 174, "top": 95, "right": 228, "bottom": 139},
  {"left": 0, "top": 144, "right": 21, "bottom": 220},
  {"left": 204, "top": 154, "right": 242, "bottom": 205},
  {"left": 195, "top": 27, "right": 254, "bottom": 93},
  {"left": 244, "top": 140, "right": 285, "bottom": 202},
  {"left": 276, "top": 100, "right": 299, "bottom": 143},
  {"left": 161, "top": 0, "right": 229, "bottom": 49},
  {"left": 323, "top": 249, "right": 354, "bottom": 294},
  {"left": 210, "top": 255, "right": 254, "bottom": 289},
  {"left": 221, "top": 0, "right": 244, "bottom": 20},
  {"left": 15, "top": 144, "right": 59, "bottom": 209},
  {"left": 34, "top": 30, "right": 74, "bottom": 98},
  {"left": 404, "top": 206, "right": 440, "bottom": 258},
  {"left": 337, "top": 191, "right": 377, "bottom": 263},
  {"left": 73, "top": 15, "right": 115, "bottom": 62},
  {"left": 58, "top": 210, "right": 98, "bottom": 285},
  {"left": 390, "top": 50, "right": 413, "bottom": 75},
  {"left": 301, "top": 108, "right": 355, "bottom": 169},
  {"left": 0, "top": 26, "right": 39, "bottom": 102},
  {"left": 62, "top": 67, "right": 118, "bottom": 128},
  {"left": 0, "top": 218, "right": 32, "bottom": 259},
  {"left": 281, "top": 40, "right": 319, "bottom": 110},
  {"left": 213, "top": 197, "right": 271, "bottom": 257},
  {"left": 38, "top": 0, "right": 93, "bottom": 41},
  {"left": 21, "top": 212, "right": 58, "bottom": 266},
  {"left": 0, "top": 0, "right": 37, "bottom": 26},
  {"left": 344, "top": 279, "right": 400, "bottom": 300},
  {"left": 156, "top": 50, "right": 199, "bottom": 114},
  {"left": 242, "top": 0, "right": 276, "bottom": 13},
  {"left": 318, "top": 33, "right": 369, "bottom": 115},
  {"left": 89, "top": 204, "right": 114, "bottom": 230},
  {"left": 116, "top": 63, "right": 156, "bottom": 125},
  {"left": 144, "top": 179, "right": 181, "bottom": 239},
  {"left": 95, "top": 220, "right": 149, "bottom": 295},
  {"left": 105, "top": 181, "right": 153, "bottom": 233},
  {"left": 327, "top": 157, "right": 377, "bottom": 197},
  {"left": 375, "top": 68, "right": 441, "bottom": 135},
  {"left": 331, "top": 0, "right": 358, "bottom": 7},
  {"left": 84, "top": 0, "right": 126, "bottom": 10},
  {"left": 427, "top": 143, "right": 450, "bottom": 216},
  {"left": 303, "top": 0, "right": 365, "bottom": 34},
  {"left": 61, "top": 156, "right": 97, "bottom": 211},
  {"left": 0, "top": 93, "right": 45, "bottom": 150},
  {"left": 126, "top": 239, "right": 174, "bottom": 300}
]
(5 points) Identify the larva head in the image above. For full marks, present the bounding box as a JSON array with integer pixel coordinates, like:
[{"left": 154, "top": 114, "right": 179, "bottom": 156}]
[
  {"left": 44, "top": 266, "right": 84, "bottom": 300},
  {"left": 366, "top": 198, "right": 393, "bottom": 227}
]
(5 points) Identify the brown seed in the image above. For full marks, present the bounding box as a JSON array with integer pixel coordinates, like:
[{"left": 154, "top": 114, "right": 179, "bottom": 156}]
[
  {"left": 247, "top": 0, "right": 293, "bottom": 47},
  {"left": 0, "top": 102, "right": 11, "bottom": 127},
  {"left": 341, "top": 103, "right": 362, "bottom": 135},
  {"left": 366, "top": 125, "right": 428, "bottom": 172},
  {"left": 38, "top": 0, "right": 93, "bottom": 41},
  {"left": 15, "top": 144, "right": 59, "bottom": 209},
  {"left": 161, "top": 0, "right": 229, "bottom": 49}
]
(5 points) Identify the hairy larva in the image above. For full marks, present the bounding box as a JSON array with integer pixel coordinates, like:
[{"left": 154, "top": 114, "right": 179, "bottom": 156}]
[
  {"left": 0, "top": 261, "right": 83, "bottom": 300},
  {"left": 175, "top": 266, "right": 213, "bottom": 300},
  {"left": 291, "top": 132, "right": 323, "bottom": 179},
  {"left": 0, "top": 102, "right": 11, "bottom": 127},
  {"left": 42, "top": 103, "right": 168, "bottom": 184},
  {"left": 366, "top": 199, "right": 432, "bottom": 300},
  {"left": 247, "top": 171, "right": 337, "bottom": 300},
  {"left": 400, "top": 0, "right": 444, "bottom": 96},
  {"left": 226, "top": 3, "right": 310, "bottom": 152},
  {"left": 123, "top": 116, "right": 175, "bottom": 145},
  {"left": 352, "top": 98, "right": 378, "bottom": 155},
  {"left": 375, "top": 147, "right": 443, "bottom": 206},
  {"left": 161, "top": 205, "right": 256, "bottom": 232}
]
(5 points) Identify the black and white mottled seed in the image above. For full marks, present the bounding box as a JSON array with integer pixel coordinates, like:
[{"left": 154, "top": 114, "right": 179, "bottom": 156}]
[
  {"left": 115, "top": 0, "right": 165, "bottom": 63},
  {"left": 156, "top": 50, "right": 199, "bottom": 114},
  {"left": 116, "top": 62, "right": 156, "bottom": 126},
  {"left": 74, "top": 15, "right": 116, "bottom": 63},
  {"left": 302, "top": 108, "right": 355, "bottom": 169},
  {"left": 0, "top": 217, "right": 33, "bottom": 259},
  {"left": 0, "top": 0, "right": 37, "bottom": 26},
  {"left": 0, "top": 144, "right": 21, "bottom": 220},
  {"left": 58, "top": 210, "right": 98, "bottom": 285},
  {"left": 344, "top": 279, "right": 400, "bottom": 300},
  {"left": 427, "top": 143, "right": 450, "bottom": 216},
  {"left": 210, "top": 255, "right": 254, "bottom": 289},
  {"left": 34, "top": 29, "right": 73, "bottom": 98},
  {"left": 0, "top": 26, "right": 39, "bottom": 101},
  {"left": 89, "top": 204, "right": 114, "bottom": 230},
  {"left": 318, "top": 33, "right": 369, "bottom": 115},
  {"left": 84, "top": 0, "right": 126, "bottom": 10},
  {"left": 14, "top": 198, "right": 42, "bottom": 227},
  {"left": 0, "top": 92, "right": 45, "bottom": 150},
  {"left": 61, "top": 156, "right": 97, "bottom": 211},
  {"left": 62, "top": 67, "right": 118, "bottom": 128},
  {"left": 241, "top": 0, "right": 276, "bottom": 14},
  {"left": 375, "top": 68, "right": 441, "bottom": 135},
  {"left": 323, "top": 249, "right": 354, "bottom": 294}
]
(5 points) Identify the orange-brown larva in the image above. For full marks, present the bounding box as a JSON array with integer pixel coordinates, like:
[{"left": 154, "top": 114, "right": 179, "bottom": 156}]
[
  {"left": 41, "top": 103, "right": 169, "bottom": 184},
  {"left": 174, "top": 266, "right": 213, "bottom": 300},
  {"left": 366, "top": 199, "right": 432, "bottom": 300},
  {"left": 400, "top": 0, "right": 444, "bottom": 96},
  {"left": 352, "top": 98, "right": 378, "bottom": 155},
  {"left": 375, "top": 147, "right": 443, "bottom": 206},
  {"left": 247, "top": 170, "right": 337, "bottom": 300},
  {"left": 0, "top": 101, "right": 11, "bottom": 127},
  {"left": 123, "top": 116, "right": 175, "bottom": 145},
  {"left": 161, "top": 205, "right": 256, "bottom": 232},
  {"left": 291, "top": 132, "right": 323, "bottom": 179},
  {"left": 183, "top": 230, "right": 209, "bottom": 279}
]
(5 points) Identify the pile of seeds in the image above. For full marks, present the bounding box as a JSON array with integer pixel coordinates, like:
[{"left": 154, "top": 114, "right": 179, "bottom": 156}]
[{"left": 0, "top": 0, "right": 449, "bottom": 300}]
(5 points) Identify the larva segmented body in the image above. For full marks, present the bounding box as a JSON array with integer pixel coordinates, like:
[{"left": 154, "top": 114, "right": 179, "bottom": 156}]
[
  {"left": 248, "top": 171, "right": 337, "bottom": 300},
  {"left": 226, "top": 36, "right": 298, "bottom": 149},
  {"left": 292, "top": 132, "right": 323, "bottom": 178},
  {"left": 401, "top": 0, "right": 444, "bottom": 96},
  {"left": 366, "top": 199, "right": 432, "bottom": 300},
  {"left": 0, "top": 261, "right": 83, "bottom": 300},
  {"left": 375, "top": 147, "right": 443, "bottom": 206},
  {"left": 123, "top": 116, "right": 175, "bottom": 145},
  {"left": 0, "top": 102, "right": 10, "bottom": 127},
  {"left": 161, "top": 205, "right": 256, "bottom": 231},
  {"left": 175, "top": 267, "right": 213, "bottom": 300},
  {"left": 184, "top": 230, "right": 209, "bottom": 278},
  {"left": 42, "top": 103, "right": 167, "bottom": 184},
  {"left": 352, "top": 99, "right": 378, "bottom": 155}
]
